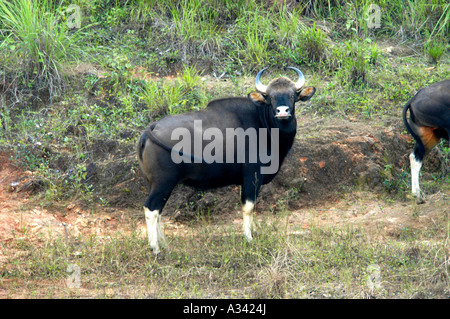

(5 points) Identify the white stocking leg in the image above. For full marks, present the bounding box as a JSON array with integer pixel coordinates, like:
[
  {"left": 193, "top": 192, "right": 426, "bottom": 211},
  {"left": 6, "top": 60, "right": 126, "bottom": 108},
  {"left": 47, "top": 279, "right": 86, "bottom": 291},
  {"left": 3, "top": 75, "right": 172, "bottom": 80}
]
[{"left": 242, "top": 201, "right": 255, "bottom": 242}]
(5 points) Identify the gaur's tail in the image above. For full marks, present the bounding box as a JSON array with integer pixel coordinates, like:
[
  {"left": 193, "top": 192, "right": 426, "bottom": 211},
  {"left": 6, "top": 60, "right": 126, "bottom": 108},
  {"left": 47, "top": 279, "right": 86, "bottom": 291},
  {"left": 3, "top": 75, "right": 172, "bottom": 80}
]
[
  {"left": 138, "top": 123, "right": 173, "bottom": 162},
  {"left": 402, "top": 89, "right": 429, "bottom": 161},
  {"left": 138, "top": 132, "right": 147, "bottom": 162},
  {"left": 402, "top": 91, "right": 421, "bottom": 144}
]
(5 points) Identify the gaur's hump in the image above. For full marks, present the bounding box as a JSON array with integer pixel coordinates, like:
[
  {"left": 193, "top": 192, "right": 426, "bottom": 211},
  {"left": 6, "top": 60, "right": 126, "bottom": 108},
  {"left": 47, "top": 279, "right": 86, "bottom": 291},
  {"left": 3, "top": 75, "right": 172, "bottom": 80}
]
[{"left": 206, "top": 97, "right": 253, "bottom": 110}]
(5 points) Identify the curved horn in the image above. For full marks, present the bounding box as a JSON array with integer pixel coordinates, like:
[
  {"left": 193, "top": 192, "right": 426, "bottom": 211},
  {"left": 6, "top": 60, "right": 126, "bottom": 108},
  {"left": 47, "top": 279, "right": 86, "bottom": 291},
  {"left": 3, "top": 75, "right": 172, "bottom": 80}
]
[
  {"left": 255, "top": 67, "right": 268, "bottom": 94},
  {"left": 287, "top": 66, "right": 305, "bottom": 91}
]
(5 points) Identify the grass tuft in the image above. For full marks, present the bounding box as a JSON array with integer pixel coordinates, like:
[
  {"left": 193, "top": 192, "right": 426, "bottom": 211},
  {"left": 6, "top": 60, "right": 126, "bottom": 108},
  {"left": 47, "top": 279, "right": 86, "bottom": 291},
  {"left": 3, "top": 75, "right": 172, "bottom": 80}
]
[
  {"left": 0, "top": 0, "right": 81, "bottom": 100},
  {"left": 425, "top": 40, "right": 448, "bottom": 64}
]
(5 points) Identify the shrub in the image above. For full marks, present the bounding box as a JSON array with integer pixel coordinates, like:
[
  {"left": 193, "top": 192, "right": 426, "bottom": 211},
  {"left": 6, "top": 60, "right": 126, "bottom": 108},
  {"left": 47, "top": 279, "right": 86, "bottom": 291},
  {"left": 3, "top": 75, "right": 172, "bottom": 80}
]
[{"left": 330, "top": 39, "right": 381, "bottom": 87}]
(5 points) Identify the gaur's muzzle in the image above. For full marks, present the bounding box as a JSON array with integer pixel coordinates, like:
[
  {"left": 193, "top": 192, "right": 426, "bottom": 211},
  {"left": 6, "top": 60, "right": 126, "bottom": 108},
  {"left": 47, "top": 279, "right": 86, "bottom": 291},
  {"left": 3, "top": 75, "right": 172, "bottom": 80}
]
[{"left": 275, "top": 106, "right": 291, "bottom": 119}]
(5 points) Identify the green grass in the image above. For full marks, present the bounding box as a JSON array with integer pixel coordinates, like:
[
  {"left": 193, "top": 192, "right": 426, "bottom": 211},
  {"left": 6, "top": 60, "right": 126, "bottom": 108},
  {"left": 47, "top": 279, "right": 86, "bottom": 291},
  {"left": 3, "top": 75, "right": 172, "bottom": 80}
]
[
  {"left": 2, "top": 204, "right": 449, "bottom": 298},
  {"left": 425, "top": 39, "right": 448, "bottom": 64},
  {"left": 141, "top": 64, "right": 208, "bottom": 118}
]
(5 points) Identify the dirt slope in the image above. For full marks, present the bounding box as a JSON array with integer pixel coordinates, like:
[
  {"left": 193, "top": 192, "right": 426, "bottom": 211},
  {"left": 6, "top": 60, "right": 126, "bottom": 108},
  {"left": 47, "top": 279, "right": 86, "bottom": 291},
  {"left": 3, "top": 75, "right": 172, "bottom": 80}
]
[{"left": 1, "top": 113, "right": 447, "bottom": 245}]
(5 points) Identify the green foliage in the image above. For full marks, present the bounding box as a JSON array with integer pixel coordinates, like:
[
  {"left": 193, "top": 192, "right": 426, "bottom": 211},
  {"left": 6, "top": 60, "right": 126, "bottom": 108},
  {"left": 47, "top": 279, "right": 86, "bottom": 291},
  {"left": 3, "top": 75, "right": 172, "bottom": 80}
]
[
  {"left": 141, "top": 64, "right": 207, "bottom": 118},
  {"left": 381, "top": 164, "right": 409, "bottom": 198},
  {"left": 169, "top": 0, "right": 220, "bottom": 43},
  {"left": 346, "top": 40, "right": 370, "bottom": 86},
  {"left": 438, "top": 141, "right": 450, "bottom": 178},
  {"left": 142, "top": 80, "right": 187, "bottom": 117},
  {"left": 300, "top": 23, "right": 328, "bottom": 65},
  {"left": 425, "top": 40, "right": 448, "bottom": 64},
  {"left": 330, "top": 38, "right": 382, "bottom": 87},
  {"left": 294, "top": 0, "right": 449, "bottom": 40},
  {"left": 102, "top": 51, "right": 135, "bottom": 93},
  {"left": 234, "top": 7, "right": 273, "bottom": 67}
]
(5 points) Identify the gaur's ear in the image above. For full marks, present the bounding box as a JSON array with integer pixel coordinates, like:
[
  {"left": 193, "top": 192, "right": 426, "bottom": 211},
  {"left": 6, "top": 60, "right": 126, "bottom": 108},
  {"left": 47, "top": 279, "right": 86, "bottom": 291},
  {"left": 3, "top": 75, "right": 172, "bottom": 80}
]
[
  {"left": 296, "top": 86, "right": 316, "bottom": 101},
  {"left": 248, "top": 91, "right": 268, "bottom": 106}
]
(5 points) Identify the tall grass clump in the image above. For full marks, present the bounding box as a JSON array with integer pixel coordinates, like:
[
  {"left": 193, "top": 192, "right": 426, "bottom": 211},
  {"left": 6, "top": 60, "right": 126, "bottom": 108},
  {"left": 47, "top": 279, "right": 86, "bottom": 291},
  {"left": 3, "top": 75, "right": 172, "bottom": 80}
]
[
  {"left": 233, "top": 5, "right": 274, "bottom": 68},
  {"left": 0, "top": 0, "right": 81, "bottom": 100},
  {"left": 425, "top": 40, "right": 447, "bottom": 64},
  {"left": 271, "top": 3, "right": 307, "bottom": 65},
  {"left": 300, "top": 22, "right": 328, "bottom": 65},
  {"left": 157, "top": 0, "right": 226, "bottom": 62},
  {"left": 330, "top": 38, "right": 382, "bottom": 87},
  {"left": 377, "top": 0, "right": 449, "bottom": 39},
  {"left": 295, "top": 1, "right": 449, "bottom": 41},
  {"left": 345, "top": 40, "right": 369, "bottom": 86},
  {"left": 142, "top": 64, "right": 207, "bottom": 119},
  {"left": 429, "top": 3, "right": 450, "bottom": 39},
  {"left": 296, "top": 0, "right": 344, "bottom": 18}
]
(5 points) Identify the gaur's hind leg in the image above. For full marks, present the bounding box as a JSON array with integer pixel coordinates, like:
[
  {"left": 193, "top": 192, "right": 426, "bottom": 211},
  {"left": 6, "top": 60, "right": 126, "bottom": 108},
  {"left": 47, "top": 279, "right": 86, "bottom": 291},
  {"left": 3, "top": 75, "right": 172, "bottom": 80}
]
[
  {"left": 410, "top": 126, "right": 441, "bottom": 201},
  {"left": 410, "top": 148, "right": 423, "bottom": 199},
  {"left": 144, "top": 207, "right": 164, "bottom": 255},
  {"left": 143, "top": 183, "right": 176, "bottom": 254},
  {"left": 242, "top": 201, "right": 255, "bottom": 242}
]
